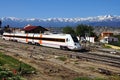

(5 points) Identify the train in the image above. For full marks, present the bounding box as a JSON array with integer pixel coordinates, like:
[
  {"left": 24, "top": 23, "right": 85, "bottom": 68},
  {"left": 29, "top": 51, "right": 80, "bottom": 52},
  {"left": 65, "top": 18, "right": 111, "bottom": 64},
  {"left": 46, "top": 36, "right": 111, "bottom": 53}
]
[{"left": 2, "top": 32, "right": 81, "bottom": 50}]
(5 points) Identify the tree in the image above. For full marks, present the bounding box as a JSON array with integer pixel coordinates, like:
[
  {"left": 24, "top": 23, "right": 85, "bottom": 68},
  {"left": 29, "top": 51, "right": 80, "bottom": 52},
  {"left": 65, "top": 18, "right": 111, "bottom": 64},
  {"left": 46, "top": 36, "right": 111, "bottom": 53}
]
[
  {"left": 62, "top": 26, "right": 75, "bottom": 35},
  {"left": 75, "top": 24, "right": 94, "bottom": 37},
  {"left": 4, "top": 25, "right": 12, "bottom": 33}
]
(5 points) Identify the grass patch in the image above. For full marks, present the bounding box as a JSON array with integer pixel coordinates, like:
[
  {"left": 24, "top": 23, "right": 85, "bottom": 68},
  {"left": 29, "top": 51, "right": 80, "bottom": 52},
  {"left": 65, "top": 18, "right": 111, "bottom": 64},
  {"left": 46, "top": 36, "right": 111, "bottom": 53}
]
[
  {"left": 0, "top": 54, "right": 19, "bottom": 68},
  {"left": 74, "top": 77, "right": 106, "bottom": 80},
  {"left": 0, "top": 52, "right": 36, "bottom": 79},
  {"left": 56, "top": 56, "right": 67, "bottom": 61},
  {"left": 108, "top": 75, "right": 120, "bottom": 80},
  {"left": 74, "top": 77, "right": 90, "bottom": 80},
  {"left": 88, "top": 67, "right": 95, "bottom": 71},
  {"left": 74, "top": 61, "right": 79, "bottom": 64},
  {"left": 103, "top": 44, "right": 111, "bottom": 48},
  {"left": 0, "top": 52, "right": 35, "bottom": 71}
]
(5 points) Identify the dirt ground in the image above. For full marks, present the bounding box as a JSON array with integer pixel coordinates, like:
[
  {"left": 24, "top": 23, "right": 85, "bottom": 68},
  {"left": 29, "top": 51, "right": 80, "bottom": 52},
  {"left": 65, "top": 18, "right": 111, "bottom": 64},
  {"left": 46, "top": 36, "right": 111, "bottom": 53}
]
[{"left": 0, "top": 38, "right": 120, "bottom": 80}]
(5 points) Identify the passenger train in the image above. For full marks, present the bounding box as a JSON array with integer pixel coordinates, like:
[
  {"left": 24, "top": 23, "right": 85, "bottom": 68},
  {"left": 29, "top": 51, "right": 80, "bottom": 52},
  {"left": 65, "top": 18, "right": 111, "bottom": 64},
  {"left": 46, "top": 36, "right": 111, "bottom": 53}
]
[{"left": 2, "top": 32, "right": 81, "bottom": 50}]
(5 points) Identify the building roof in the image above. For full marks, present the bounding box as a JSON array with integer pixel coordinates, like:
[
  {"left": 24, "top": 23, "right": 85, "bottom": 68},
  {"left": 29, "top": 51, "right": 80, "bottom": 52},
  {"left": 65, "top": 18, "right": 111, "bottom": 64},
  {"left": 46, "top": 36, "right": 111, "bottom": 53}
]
[
  {"left": 99, "top": 31, "right": 114, "bottom": 40},
  {"left": 23, "top": 24, "right": 48, "bottom": 32},
  {"left": 101, "top": 32, "right": 113, "bottom": 34},
  {"left": 23, "top": 25, "right": 38, "bottom": 31}
]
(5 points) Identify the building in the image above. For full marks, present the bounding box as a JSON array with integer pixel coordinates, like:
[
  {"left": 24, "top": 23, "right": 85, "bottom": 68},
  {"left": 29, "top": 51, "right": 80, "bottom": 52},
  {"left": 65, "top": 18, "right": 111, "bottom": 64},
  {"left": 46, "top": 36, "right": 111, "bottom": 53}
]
[
  {"left": 86, "top": 37, "right": 95, "bottom": 43},
  {"left": 78, "top": 36, "right": 95, "bottom": 43},
  {"left": 100, "top": 32, "right": 113, "bottom": 38},
  {"left": 22, "top": 24, "right": 48, "bottom": 33},
  {"left": 100, "top": 32, "right": 118, "bottom": 43},
  {"left": 100, "top": 36, "right": 118, "bottom": 43}
]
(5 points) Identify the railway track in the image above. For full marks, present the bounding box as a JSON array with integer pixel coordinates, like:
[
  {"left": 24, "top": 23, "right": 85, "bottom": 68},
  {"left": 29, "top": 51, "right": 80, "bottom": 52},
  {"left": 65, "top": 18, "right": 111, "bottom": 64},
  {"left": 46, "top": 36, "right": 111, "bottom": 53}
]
[
  {"left": 72, "top": 53, "right": 120, "bottom": 68},
  {"left": 96, "top": 48, "right": 120, "bottom": 55},
  {"left": 0, "top": 39, "right": 120, "bottom": 68}
]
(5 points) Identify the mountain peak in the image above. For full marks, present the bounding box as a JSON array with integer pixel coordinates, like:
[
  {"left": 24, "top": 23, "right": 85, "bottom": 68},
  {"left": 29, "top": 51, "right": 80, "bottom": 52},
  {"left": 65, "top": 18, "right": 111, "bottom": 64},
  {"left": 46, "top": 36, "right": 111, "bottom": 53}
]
[
  {"left": 1, "top": 17, "right": 21, "bottom": 21},
  {"left": 104, "top": 14, "right": 114, "bottom": 18}
]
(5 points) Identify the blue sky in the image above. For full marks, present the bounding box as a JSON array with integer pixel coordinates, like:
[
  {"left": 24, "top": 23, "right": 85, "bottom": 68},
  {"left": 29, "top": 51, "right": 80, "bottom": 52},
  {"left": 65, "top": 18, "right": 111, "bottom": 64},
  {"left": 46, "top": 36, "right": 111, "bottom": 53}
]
[{"left": 0, "top": 0, "right": 120, "bottom": 19}]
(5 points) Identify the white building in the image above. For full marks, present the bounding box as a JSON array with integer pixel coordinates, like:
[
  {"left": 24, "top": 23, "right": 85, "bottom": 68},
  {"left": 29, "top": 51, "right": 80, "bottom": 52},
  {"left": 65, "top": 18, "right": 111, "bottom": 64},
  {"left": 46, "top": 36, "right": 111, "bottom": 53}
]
[
  {"left": 86, "top": 37, "right": 95, "bottom": 43},
  {"left": 78, "top": 37, "right": 95, "bottom": 43},
  {"left": 100, "top": 36, "right": 118, "bottom": 43}
]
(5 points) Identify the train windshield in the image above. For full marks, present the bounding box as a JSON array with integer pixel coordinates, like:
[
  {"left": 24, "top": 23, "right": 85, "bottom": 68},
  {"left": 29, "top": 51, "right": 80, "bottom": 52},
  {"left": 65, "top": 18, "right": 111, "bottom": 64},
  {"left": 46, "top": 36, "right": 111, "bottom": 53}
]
[{"left": 71, "top": 35, "right": 79, "bottom": 42}]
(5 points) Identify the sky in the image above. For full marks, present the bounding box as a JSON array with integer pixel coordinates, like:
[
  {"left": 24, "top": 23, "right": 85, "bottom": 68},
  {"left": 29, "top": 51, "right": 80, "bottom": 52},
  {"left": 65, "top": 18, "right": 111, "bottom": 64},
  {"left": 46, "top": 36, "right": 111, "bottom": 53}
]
[{"left": 0, "top": 0, "right": 120, "bottom": 19}]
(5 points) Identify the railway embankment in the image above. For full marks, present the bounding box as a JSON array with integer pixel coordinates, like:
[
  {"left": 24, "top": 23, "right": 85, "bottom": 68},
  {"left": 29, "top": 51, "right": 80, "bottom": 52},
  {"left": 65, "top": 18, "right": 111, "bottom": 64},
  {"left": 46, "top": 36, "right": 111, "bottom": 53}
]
[{"left": 0, "top": 38, "right": 120, "bottom": 80}]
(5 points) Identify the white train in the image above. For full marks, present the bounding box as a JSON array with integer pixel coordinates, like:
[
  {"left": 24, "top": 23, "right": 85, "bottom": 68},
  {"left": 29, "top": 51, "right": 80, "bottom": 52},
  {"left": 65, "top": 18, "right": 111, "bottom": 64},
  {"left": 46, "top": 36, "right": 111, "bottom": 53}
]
[{"left": 2, "top": 32, "right": 81, "bottom": 50}]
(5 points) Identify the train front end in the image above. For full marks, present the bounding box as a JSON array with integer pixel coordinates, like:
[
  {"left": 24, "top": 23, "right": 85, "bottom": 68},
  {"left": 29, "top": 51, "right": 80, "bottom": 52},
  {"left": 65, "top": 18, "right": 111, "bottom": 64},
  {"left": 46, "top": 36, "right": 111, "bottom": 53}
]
[{"left": 67, "top": 34, "right": 81, "bottom": 50}]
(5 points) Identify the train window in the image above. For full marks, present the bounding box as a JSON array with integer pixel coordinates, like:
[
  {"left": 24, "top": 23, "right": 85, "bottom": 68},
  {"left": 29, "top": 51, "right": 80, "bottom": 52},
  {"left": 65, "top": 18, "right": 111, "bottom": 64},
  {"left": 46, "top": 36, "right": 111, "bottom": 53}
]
[
  {"left": 5, "top": 34, "right": 65, "bottom": 42},
  {"left": 38, "top": 37, "right": 65, "bottom": 42},
  {"left": 71, "top": 35, "right": 79, "bottom": 42},
  {"left": 66, "top": 38, "right": 68, "bottom": 42}
]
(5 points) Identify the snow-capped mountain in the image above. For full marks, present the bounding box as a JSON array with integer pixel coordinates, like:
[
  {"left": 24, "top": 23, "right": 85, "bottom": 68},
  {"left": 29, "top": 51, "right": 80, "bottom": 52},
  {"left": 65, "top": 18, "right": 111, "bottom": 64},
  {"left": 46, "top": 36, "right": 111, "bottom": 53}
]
[{"left": 0, "top": 15, "right": 120, "bottom": 27}]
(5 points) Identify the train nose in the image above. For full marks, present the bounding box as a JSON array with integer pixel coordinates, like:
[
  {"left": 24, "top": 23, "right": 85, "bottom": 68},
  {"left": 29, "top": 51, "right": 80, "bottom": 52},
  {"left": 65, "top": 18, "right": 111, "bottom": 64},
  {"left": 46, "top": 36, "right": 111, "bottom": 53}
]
[{"left": 74, "top": 43, "right": 81, "bottom": 50}]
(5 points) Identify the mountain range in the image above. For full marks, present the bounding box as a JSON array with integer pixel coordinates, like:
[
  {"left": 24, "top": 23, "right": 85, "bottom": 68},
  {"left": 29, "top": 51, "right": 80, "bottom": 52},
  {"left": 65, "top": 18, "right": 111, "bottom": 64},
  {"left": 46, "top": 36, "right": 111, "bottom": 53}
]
[{"left": 0, "top": 15, "right": 120, "bottom": 28}]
